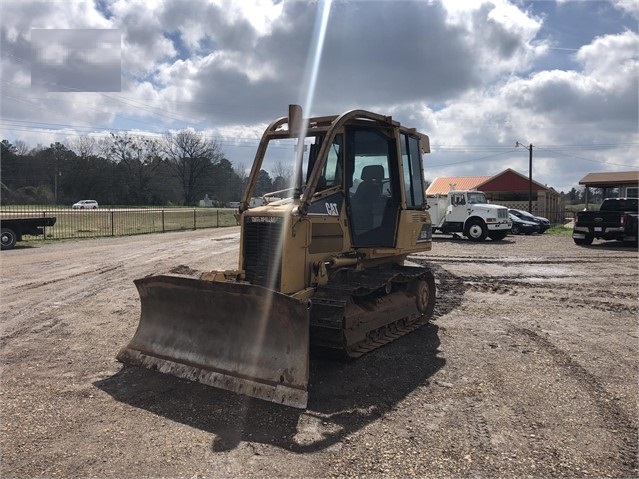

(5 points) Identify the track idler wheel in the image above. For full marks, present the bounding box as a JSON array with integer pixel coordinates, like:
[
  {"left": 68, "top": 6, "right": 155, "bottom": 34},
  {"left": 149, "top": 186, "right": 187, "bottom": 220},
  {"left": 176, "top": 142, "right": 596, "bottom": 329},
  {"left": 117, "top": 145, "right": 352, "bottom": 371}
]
[{"left": 409, "top": 271, "right": 436, "bottom": 317}]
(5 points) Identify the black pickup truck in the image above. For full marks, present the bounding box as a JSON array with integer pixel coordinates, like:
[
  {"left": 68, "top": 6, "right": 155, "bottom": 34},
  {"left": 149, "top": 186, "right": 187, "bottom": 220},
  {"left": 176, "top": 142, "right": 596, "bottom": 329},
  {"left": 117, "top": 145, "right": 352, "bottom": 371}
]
[
  {"left": 572, "top": 198, "right": 638, "bottom": 246},
  {"left": 1, "top": 216, "right": 57, "bottom": 250}
]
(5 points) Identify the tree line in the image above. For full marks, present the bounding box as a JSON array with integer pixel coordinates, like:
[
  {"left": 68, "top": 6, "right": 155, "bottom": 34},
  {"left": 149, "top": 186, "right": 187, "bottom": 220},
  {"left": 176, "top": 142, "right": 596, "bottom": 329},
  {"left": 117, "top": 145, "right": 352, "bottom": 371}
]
[
  {"left": 1, "top": 132, "right": 593, "bottom": 208},
  {"left": 563, "top": 186, "right": 604, "bottom": 205},
  {"left": 1, "top": 132, "right": 291, "bottom": 207}
]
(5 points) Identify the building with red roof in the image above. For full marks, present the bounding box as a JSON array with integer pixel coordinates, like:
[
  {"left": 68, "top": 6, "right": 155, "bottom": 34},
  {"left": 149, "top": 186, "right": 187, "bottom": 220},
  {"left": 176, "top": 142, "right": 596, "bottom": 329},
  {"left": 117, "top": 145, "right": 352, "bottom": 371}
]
[{"left": 426, "top": 168, "right": 562, "bottom": 222}]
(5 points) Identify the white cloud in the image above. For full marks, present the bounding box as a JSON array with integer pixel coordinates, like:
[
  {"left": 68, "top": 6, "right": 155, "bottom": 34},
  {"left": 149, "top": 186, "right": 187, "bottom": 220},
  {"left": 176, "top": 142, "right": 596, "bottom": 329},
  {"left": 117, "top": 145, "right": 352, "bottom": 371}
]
[
  {"left": 604, "top": 0, "right": 638, "bottom": 19},
  {"left": 576, "top": 30, "right": 639, "bottom": 79},
  {"left": 0, "top": 0, "right": 636, "bottom": 194},
  {"left": 217, "top": 0, "right": 284, "bottom": 36}
]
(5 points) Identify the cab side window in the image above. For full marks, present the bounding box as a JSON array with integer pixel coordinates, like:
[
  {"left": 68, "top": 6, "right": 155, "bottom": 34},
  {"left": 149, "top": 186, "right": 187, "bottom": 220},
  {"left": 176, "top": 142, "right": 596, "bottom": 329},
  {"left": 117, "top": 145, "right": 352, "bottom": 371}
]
[
  {"left": 401, "top": 133, "right": 425, "bottom": 209},
  {"left": 321, "top": 134, "right": 342, "bottom": 189}
]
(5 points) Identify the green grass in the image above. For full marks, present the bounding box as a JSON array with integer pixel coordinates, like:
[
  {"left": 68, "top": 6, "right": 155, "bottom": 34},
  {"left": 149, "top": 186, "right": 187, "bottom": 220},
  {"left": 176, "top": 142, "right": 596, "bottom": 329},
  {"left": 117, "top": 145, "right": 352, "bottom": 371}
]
[
  {"left": 546, "top": 225, "right": 573, "bottom": 236},
  {"left": 565, "top": 203, "right": 603, "bottom": 212},
  {"left": 3, "top": 207, "right": 238, "bottom": 241}
]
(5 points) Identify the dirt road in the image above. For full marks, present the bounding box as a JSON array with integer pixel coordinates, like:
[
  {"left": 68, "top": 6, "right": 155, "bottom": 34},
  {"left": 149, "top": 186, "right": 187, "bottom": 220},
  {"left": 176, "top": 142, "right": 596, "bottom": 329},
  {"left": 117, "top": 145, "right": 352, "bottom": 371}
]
[{"left": 1, "top": 229, "right": 637, "bottom": 478}]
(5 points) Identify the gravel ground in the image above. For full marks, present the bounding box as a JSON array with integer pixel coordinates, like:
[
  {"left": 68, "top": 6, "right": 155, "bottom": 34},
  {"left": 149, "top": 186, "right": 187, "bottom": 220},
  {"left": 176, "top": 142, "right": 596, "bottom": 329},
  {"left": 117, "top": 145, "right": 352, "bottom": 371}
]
[{"left": 1, "top": 228, "right": 637, "bottom": 478}]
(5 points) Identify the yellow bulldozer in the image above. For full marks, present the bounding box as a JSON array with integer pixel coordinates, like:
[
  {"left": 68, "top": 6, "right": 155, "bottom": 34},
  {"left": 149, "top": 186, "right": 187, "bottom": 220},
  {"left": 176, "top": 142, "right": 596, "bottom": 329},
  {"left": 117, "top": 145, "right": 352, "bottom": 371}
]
[{"left": 117, "top": 105, "right": 436, "bottom": 408}]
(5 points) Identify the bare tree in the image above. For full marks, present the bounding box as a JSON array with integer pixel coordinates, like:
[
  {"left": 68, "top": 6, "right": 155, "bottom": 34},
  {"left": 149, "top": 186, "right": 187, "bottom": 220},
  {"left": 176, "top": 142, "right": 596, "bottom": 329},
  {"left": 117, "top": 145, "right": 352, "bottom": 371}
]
[
  {"left": 272, "top": 160, "right": 293, "bottom": 182},
  {"left": 109, "top": 132, "right": 154, "bottom": 166},
  {"left": 13, "top": 140, "right": 30, "bottom": 156},
  {"left": 96, "top": 137, "right": 113, "bottom": 159},
  {"left": 70, "top": 135, "right": 98, "bottom": 159},
  {"left": 234, "top": 162, "right": 248, "bottom": 186},
  {"left": 273, "top": 161, "right": 295, "bottom": 191},
  {"left": 108, "top": 132, "right": 159, "bottom": 204},
  {"left": 271, "top": 160, "right": 294, "bottom": 191},
  {"left": 162, "top": 130, "right": 224, "bottom": 205}
]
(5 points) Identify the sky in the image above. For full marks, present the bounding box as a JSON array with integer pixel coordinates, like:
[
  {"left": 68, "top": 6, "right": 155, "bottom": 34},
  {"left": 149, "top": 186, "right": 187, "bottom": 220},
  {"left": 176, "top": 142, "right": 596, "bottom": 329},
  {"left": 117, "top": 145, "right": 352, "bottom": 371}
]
[{"left": 1, "top": 0, "right": 637, "bottom": 194}]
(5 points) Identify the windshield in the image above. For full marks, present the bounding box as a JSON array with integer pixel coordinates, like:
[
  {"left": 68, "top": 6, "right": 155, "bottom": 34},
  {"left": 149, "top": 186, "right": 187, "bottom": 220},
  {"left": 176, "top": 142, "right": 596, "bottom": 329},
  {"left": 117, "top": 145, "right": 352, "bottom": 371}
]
[
  {"left": 518, "top": 210, "right": 536, "bottom": 219},
  {"left": 602, "top": 198, "right": 639, "bottom": 212},
  {"left": 259, "top": 134, "right": 323, "bottom": 197},
  {"left": 467, "top": 192, "right": 487, "bottom": 205}
]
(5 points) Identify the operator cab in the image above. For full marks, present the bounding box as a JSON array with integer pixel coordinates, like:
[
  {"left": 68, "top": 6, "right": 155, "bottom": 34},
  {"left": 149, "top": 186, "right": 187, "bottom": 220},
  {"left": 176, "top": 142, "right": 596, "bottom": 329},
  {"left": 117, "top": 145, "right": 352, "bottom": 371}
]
[
  {"left": 251, "top": 108, "right": 428, "bottom": 250},
  {"left": 314, "top": 126, "right": 426, "bottom": 248}
]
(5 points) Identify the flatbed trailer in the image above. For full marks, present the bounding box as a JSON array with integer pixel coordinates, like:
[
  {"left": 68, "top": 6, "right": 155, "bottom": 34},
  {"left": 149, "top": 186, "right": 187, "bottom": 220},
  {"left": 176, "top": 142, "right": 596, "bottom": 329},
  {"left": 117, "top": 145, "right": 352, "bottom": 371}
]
[{"left": 0, "top": 216, "right": 56, "bottom": 250}]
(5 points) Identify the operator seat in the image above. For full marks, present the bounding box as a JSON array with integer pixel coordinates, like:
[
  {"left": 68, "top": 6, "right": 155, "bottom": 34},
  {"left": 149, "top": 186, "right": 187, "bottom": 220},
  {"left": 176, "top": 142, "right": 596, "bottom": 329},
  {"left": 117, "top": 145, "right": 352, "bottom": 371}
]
[
  {"left": 354, "top": 165, "right": 383, "bottom": 203},
  {"left": 352, "top": 165, "right": 384, "bottom": 232}
]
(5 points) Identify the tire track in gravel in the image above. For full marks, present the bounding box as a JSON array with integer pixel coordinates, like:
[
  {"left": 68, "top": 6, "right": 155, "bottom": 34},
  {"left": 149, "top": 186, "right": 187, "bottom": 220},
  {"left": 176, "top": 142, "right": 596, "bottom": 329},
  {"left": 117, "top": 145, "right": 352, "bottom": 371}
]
[
  {"left": 508, "top": 403, "right": 552, "bottom": 454},
  {"left": 463, "top": 397, "right": 494, "bottom": 456},
  {"left": 415, "top": 250, "right": 638, "bottom": 315},
  {"left": 413, "top": 251, "right": 637, "bottom": 475},
  {"left": 9, "top": 263, "right": 124, "bottom": 293},
  {"left": 426, "top": 255, "right": 630, "bottom": 265},
  {"left": 0, "top": 263, "right": 127, "bottom": 348},
  {"left": 412, "top": 257, "right": 637, "bottom": 315},
  {"left": 463, "top": 276, "right": 637, "bottom": 314},
  {"left": 1, "top": 230, "right": 242, "bottom": 347},
  {"left": 511, "top": 326, "right": 639, "bottom": 475},
  {"left": 460, "top": 273, "right": 637, "bottom": 291}
]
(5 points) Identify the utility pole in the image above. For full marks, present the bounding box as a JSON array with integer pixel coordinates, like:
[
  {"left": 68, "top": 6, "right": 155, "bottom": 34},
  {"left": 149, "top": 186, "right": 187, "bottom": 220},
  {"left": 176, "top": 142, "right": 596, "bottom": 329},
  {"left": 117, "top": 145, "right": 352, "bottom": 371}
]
[{"left": 516, "top": 142, "right": 533, "bottom": 213}]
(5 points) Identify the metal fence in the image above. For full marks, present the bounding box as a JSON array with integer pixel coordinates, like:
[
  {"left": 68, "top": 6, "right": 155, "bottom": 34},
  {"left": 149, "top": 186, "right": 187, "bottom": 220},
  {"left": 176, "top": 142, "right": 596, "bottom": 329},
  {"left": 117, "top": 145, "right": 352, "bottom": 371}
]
[
  {"left": 1, "top": 203, "right": 578, "bottom": 245},
  {"left": 0, "top": 205, "right": 239, "bottom": 241}
]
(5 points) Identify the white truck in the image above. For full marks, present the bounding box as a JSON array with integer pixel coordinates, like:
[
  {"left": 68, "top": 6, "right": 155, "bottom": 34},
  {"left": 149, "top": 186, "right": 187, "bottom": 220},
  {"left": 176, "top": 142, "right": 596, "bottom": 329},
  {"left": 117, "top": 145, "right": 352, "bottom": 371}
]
[{"left": 426, "top": 190, "right": 511, "bottom": 241}]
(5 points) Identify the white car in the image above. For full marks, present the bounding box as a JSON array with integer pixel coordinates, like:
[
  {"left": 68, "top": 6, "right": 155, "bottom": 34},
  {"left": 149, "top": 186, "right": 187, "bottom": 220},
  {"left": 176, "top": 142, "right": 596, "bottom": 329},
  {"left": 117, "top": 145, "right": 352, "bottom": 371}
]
[{"left": 72, "top": 200, "right": 99, "bottom": 209}]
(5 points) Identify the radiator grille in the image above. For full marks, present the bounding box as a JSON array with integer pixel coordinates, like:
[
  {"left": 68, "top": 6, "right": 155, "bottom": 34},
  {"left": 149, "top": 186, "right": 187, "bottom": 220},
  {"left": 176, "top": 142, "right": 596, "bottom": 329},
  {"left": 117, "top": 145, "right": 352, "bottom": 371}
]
[
  {"left": 243, "top": 219, "right": 282, "bottom": 289},
  {"left": 498, "top": 208, "right": 509, "bottom": 219},
  {"left": 410, "top": 211, "right": 429, "bottom": 222}
]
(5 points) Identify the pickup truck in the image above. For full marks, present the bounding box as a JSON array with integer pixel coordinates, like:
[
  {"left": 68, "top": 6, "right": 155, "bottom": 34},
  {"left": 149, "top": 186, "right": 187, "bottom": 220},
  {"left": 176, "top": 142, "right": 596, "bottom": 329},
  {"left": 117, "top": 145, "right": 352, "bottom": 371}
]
[
  {"left": 572, "top": 198, "right": 638, "bottom": 246},
  {"left": 1, "top": 216, "right": 57, "bottom": 250}
]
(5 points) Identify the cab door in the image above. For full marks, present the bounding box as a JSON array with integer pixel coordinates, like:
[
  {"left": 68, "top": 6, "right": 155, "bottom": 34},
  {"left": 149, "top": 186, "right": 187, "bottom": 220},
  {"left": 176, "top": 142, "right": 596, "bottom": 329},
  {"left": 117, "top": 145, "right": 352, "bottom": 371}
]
[
  {"left": 345, "top": 127, "right": 400, "bottom": 247},
  {"left": 447, "top": 192, "right": 469, "bottom": 224}
]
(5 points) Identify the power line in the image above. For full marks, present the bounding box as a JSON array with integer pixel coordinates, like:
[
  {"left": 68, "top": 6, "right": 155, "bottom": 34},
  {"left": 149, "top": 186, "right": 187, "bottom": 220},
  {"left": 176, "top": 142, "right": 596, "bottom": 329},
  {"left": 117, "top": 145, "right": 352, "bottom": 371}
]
[
  {"left": 431, "top": 142, "right": 638, "bottom": 151},
  {"left": 427, "top": 144, "right": 638, "bottom": 170},
  {"left": 534, "top": 146, "right": 638, "bottom": 168},
  {"left": 428, "top": 149, "right": 519, "bottom": 167},
  {"left": 3, "top": 120, "right": 638, "bottom": 167}
]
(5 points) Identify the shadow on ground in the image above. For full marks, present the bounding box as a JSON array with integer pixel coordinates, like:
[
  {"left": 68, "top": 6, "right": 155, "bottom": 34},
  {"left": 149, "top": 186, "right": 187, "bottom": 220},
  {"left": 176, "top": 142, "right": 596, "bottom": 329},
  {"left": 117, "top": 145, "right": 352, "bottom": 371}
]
[
  {"left": 95, "top": 322, "right": 445, "bottom": 453},
  {"left": 94, "top": 263, "right": 471, "bottom": 453}
]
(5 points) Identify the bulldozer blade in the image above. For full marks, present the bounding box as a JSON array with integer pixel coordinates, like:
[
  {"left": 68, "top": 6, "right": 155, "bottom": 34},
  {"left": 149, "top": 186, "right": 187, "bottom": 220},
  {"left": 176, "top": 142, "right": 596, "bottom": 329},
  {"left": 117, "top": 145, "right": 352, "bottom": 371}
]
[{"left": 117, "top": 275, "right": 310, "bottom": 408}]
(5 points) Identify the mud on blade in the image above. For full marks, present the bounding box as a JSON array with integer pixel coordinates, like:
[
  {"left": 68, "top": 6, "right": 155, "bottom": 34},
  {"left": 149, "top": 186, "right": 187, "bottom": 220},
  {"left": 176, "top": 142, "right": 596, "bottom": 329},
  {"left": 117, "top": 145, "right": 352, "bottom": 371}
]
[{"left": 117, "top": 275, "right": 310, "bottom": 408}]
